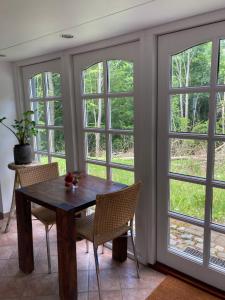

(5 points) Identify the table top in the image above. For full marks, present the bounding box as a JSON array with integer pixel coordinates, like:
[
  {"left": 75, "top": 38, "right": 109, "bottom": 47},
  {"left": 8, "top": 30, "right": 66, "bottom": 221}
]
[
  {"left": 8, "top": 161, "right": 40, "bottom": 171},
  {"left": 15, "top": 174, "right": 126, "bottom": 213}
]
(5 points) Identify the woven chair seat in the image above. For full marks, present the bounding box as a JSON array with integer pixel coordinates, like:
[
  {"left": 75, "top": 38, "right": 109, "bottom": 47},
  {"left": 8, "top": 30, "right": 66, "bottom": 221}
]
[
  {"left": 31, "top": 206, "right": 56, "bottom": 225},
  {"left": 76, "top": 213, "right": 130, "bottom": 246}
]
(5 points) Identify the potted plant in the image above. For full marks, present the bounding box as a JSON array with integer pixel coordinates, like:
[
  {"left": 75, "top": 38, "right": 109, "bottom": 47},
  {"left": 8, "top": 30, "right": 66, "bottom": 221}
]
[{"left": 0, "top": 110, "right": 37, "bottom": 164}]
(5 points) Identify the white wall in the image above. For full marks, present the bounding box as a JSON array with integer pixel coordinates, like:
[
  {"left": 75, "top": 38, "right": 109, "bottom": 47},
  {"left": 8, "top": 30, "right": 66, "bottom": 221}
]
[{"left": 0, "top": 62, "right": 17, "bottom": 215}]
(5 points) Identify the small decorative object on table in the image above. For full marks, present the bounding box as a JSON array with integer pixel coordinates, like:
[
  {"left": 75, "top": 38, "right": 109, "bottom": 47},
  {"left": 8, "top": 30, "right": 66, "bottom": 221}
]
[
  {"left": 0, "top": 110, "right": 37, "bottom": 165},
  {"left": 64, "top": 172, "right": 79, "bottom": 190}
]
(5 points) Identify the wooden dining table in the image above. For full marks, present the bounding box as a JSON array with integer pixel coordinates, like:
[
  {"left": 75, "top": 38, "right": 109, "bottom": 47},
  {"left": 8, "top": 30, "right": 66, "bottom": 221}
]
[{"left": 15, "top": 174, "right": 127, "bottom": 300}]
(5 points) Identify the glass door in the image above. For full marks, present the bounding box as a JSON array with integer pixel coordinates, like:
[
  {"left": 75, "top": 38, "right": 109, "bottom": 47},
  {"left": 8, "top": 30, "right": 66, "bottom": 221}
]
[
  {"left": 22, "top": 60, "right": 67, "bottom": 175},
  {"left": 73, "top": 43, "right": 139, "bottom": 244},
  {"left": 73, "top": 43, "right": 138, "bottom": 186},
  {"left": 157, "top": 21, "right": 225, "bottom": 290}
]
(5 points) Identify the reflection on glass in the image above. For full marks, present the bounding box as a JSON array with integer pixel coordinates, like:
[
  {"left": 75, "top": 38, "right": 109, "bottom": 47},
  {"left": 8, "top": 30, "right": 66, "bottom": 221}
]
[
  {"left": 49, "top": 129, "right": 65, "bottom": 154},
  {"left": 51, "top": 157, "right": 66, "bottom": 175},
  {"left": 170, "top": 179, "right": 205, "bottom": 219},
  {"left": 86, "top": 132, "right": 106, "bottom": 161},
  {"left": 111, "top": 134, "right": 134, "bottom": 166},
  {"left": 108, "top": 60, "right": 134, "bottom": 93},
  {"left": 87, "top": 163, "right": 106, "bottom": 179},
  {"left": 216, "top": 92, "right": 225, "bottom": 135},
  {"left": 36, "top": 129, "right": 48, "bottom": 152},
  {"left": 84, "top": 99, "right": 105, "bottom": 128},
  {"left": 170, "top": 138, "right": 207, "bottom": 178},
  {"left": 169, "top": 218, "right": 204, "bottom": 261},
  {"left": 171, "top": 42, "right": 212, "bottom": 88},
  {"left": 83, "top": 63, "right": 103, "bottom": 94},
  {"left": 218, "top": 40, "right": 225, "bottom": 85},
  {"left": 110, "top": 97, "right": 134, "bottom": 129},
  {"left": 210, "top": 231, "right": 225, "bottom": 270},
  {"left": 31, "top": 101, "right": 45, "bottom": 125},
  {"left": 29, "top": 73, "right": 43, "bottom": 98},
  {"left": 212, "top": 188, "right": 225, "bottom": 225},
  {"left": 214, "top": 141, "right": 225, "bottom": 181},
  {"left": 170, "top": 93, "right": 209, "bottom": 133},
  {"left": 47, "top": 101, "right": 63, "bottom": 126},
  {"left": 112, "top": 168, "right": 134, "bottom": 185},
  {"left": 45, "top": 72, "right": 61, "bottom": 97}
]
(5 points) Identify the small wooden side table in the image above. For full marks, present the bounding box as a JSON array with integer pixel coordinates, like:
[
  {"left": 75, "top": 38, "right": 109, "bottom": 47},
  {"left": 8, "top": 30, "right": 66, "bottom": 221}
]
[{"left": 4, "top": 162, "right": 39, "bottom": 233}]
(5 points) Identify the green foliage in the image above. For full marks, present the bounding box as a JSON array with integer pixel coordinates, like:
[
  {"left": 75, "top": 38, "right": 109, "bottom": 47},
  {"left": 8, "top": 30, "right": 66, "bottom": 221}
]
[{"left": 0, "top": 110, "right": 37, "bottom": 145}]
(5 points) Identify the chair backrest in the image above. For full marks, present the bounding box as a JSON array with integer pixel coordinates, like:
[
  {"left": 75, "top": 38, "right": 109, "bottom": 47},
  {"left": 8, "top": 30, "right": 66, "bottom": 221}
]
[
  {"left": 17, "top": 162, "right": 59, "bottom": 187},
  {"left": 94, "top": 182, "right": 141, "bottom": 236}
]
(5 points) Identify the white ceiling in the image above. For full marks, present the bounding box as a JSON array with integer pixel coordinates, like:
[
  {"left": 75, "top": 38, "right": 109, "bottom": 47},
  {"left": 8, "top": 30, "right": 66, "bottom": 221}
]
[{"left": 0, "top": 0, "right": 225, "bottom": 62}]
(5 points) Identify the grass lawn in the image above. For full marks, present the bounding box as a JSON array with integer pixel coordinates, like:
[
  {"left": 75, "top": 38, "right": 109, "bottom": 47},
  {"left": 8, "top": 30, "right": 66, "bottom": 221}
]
[{"left": 38, "top": 155, "right": 225, "bottom": 224}]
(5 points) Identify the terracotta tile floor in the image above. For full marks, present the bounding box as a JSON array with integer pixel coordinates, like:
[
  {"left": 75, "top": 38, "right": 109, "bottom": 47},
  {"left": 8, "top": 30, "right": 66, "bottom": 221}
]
[{"left": 0, "top": 217, "right": 166, "bottom": 300}]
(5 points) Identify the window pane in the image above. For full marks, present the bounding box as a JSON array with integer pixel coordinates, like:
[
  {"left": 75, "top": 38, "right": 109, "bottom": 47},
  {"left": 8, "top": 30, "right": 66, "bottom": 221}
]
[
  {"left": 35, "top": 129, "right": 48, "bottom": 152},
  {"left": 170, "top": 139, "right": 207, "bottom": 178},
  {"left": 170, "top": 179, "right": 205, "bottom": 219},
  {"left": 29, "top": 73, "right": 43, "bottom": 98},
  {"left": 218, "top": 40, "right": 225, "bottom": 85},
  {"left": 45, "top": 72, "right": 61, "bottom": 97},
  {"left": 47, "top": 100, "right": 63, "bottom": 126},
  {"left": 108, "top": 60, "right": 133, "bottom": 93},
  {"left": 84, "top": 99, "right": 105, "bottom": 128},
  {"left": 171, "top": 42, "right": 212, "bottom": 88},
  {"left": 210, "top": 231, "right": 225, "bottom": 270},
  {"left": 212, "top": 188, "right": 225, "bottom": 225},
  {"left": 214, "top": 141, "right": 225, "bottom": 181},
  {"left": 110, "top": 97, "right": 134, "bottom": 130},
  {"left": 31, "top": 101, "right": 45, "bottom": 125},
  {"left": 86, "top": 132, "right": 106, "bottom": 161},
  {"left": 49, "top": 129, "right": 65, "bottom": 154},
  {"left": 111, "top": 168, "right": 134, "bottom": 185},
  {"left": 111, "top": 134, "right": 134, "bottom": 166},
  {"left": 83, "top": 63, "right": 103, "bottom": 94},
  {"left": 51, "top": 157, "right": 66, "bottom": 175},
  {"left": 87, "top": 163, "right": 106, "bottom": 179},
  {"left": 169, "top": 218, "right": 204, "bottom": 261},
  {"left": 34, "top": 154, "right": 48, "bottom": 164},
  {"left": 170, "top": 93, "right": 209, "bottom": 133},
  {"left": 216, "top": 92, "right": 225, "bottom": 135}
]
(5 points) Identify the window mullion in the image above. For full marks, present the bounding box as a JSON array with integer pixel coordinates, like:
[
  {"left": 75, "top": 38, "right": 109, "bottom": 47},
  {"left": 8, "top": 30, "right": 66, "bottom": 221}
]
[
  {"left": 104, "top": 60, "right": 111, "bottom": 180},
  {"left": 42, "top": 72, "right": 51, "bottom": 162},
  {"left": 203, "top": 38, "right": 220, "bottom": 268}
]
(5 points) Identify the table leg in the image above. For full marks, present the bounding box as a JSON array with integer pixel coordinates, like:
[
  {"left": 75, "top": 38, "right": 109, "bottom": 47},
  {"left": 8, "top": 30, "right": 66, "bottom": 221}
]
[
  {"left": 56, "top": 209, "right": 77, "bottom": 300},
  {"left": 4, "top": 172, "right": 19, "bottom": 233},
  {"left": 15, "top": 190, "right": 34, "bottom": 273},
  {"left": 112, "top": 233, "right": 128, "bottom": 262}
]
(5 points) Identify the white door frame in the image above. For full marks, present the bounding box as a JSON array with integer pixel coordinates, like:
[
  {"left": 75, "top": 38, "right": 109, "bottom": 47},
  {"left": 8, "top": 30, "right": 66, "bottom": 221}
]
[{"left": 157, "top": 21, "right": 225, "bottom": 291}]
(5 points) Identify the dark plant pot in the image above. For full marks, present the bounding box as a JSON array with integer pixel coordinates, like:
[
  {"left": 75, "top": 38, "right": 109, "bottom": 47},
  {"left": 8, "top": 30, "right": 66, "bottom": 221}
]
[{"left": 14, "top": 144, "right": 32, "bottom": 165}]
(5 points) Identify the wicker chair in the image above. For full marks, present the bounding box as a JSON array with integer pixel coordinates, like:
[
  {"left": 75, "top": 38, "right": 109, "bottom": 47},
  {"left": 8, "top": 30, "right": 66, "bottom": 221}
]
[
  {"left": 17, "top": 162, "right": 59, "bottom": 274},
  {"left": 76, "top": 181, "right": 142, "bottom": 299}
]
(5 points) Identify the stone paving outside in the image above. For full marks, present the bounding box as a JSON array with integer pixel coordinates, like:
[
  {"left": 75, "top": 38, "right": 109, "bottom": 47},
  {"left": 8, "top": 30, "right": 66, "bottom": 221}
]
[{"left": 170, "top": 219, "right": 225, "bottom": 263}]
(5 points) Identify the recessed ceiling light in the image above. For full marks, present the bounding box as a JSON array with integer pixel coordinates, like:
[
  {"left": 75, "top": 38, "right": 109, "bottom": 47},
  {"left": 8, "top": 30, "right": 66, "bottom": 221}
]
[
  {"left": 0, "top": 54, "right": 6, "bottom": 57},
  {"left": 61, "top": 34, "right": 74, "bottom": 39}
]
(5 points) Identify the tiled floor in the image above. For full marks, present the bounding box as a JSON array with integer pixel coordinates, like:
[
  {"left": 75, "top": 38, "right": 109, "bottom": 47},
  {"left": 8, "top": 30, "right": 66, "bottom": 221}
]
[{"left": 0, "top": 217, "right": 166, "bottom": 300}]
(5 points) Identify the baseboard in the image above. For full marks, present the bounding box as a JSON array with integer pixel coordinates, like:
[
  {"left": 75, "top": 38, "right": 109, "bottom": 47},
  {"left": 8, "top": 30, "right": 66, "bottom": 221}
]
[
  {"left": 0, "top": 212, "right": 9, "bottom": 220},
  {"left": 150, "top": 262, "right": 225, "bottom": 299}
]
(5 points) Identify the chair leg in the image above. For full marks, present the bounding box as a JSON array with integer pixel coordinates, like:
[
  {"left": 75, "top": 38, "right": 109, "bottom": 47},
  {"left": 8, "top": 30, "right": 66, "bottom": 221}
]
[
  {"left": 45, "top": 225, "right": 52, "bottom": 274},
  {"left": 130, "top": 227, "right": 140, "bottom": 279},
  {"left": 93, "top": 245, "right": 101, "bottom": 300},
  {"left": 85, "top": 239, "right": 89, "bottom": 253}
]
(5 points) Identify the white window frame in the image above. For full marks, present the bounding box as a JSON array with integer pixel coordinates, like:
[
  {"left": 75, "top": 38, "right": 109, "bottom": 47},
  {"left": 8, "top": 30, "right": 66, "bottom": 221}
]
[
  {"left": 22, "top": 59, "right": 67, "bottom": 172},
  {"left": 157, "top": 21, "right": 225, "bottom": 291},
  {"left": 73, "top": 44, "right": 138, "bottom": 183}
]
